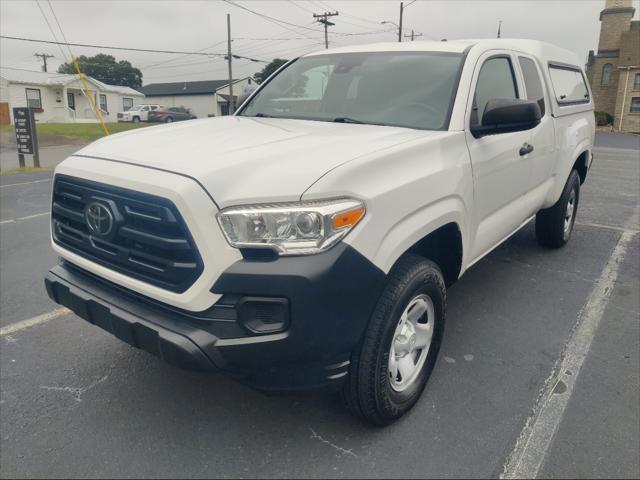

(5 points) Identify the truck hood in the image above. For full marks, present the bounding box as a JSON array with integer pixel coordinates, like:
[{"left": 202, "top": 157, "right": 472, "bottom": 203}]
[{"left": 74, "top": 116, "right": 442, "bottom": 208}]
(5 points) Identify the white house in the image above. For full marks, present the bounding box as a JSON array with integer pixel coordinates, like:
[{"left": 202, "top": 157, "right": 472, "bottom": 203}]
[
  {"left": 138, "top": 77, "right": 255, "bottom": 118},
  {"left": 0, "top": 68, "right": 145, "bottom": 125}
]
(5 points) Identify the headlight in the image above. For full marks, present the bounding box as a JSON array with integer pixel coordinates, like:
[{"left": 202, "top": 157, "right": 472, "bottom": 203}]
[{"left": 217, "top": 198, "right": 365, "bottom": 256}]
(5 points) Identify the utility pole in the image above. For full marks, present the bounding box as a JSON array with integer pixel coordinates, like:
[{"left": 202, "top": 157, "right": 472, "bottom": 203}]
[
  {"left": 497, "top": 20, "right": 502, "bottom": 38},
  {"left": 226, "top": 13, "right": 234, "bottom": 115},
  {"left": 398, "top": 2, "right": 404, "bottom": 42},
  {"left": 34, "top": 53, "right": 54, "bottom": 72},
  {"left": 313, "top": 11, "right": 339, "bottom": 49},
  {"left": 404, "top": 30, "right": 423, "bottom": 41}
]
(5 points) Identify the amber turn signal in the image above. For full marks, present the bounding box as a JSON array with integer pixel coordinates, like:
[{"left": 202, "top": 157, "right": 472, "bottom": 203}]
[{"left": 332, "top": 207, "right": 365, "bottom": 229}]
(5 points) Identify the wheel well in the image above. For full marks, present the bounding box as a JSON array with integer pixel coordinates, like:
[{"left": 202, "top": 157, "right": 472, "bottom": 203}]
[
  {"left": 406, "top": 222, "right": 462, "bottom": 287},
  {"left": 573, "top": 151, "right": 588, "bottom": 184}
]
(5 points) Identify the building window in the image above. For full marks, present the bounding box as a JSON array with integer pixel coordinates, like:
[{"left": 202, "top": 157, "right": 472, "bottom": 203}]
[
  {"left": 67, "top": 92, "right": 75, "bottom": 110},
  {"left": 630, "top": 97, "right": 640, "bottom": 113},
  {"left": 25, "top": 88, "right": 42, "bottom": 109},
  {"left": 601, "top": 63, "right": 612, "bottom": 86},
  {"left": 99, "top": 94, "right": 108, "bottom": 112},
  {"left": 122, "top": 97, "right": 133, "bottom": 111},
  {"left": 634, "top": 73, "right": 640, "bottom": 90}
]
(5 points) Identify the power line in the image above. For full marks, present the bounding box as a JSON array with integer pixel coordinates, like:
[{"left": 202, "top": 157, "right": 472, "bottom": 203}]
[
  {"left": 34, "top": 0, "right": 68, "bottom": 62},
  {"left": 286, "top": 0, "right": 315, "bottom": 15},
  {"left": 224, "top": 0, "right": 389, "bottom": 38},
  {"left": 223, "top": 0, "right": 323, "bottom": 34},
  {"left": 46, "top": 0, "right": 74, "bottom": 60},
  {"left": 234, "top": 36, "right": 314, "bottom": 41},
  {"left": 0, "top": 35, "right": 268, "bottom": 62},
  {"left": 142, "top": 39, "right": 228, "bottom": 69}
]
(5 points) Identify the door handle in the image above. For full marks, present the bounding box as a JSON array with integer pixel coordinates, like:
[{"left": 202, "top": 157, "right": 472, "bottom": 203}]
[{"left": 519, "top": 143, "right": 534, "bottom": 156}]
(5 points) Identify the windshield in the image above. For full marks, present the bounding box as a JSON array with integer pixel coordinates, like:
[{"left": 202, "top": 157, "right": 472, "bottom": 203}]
[{"left": 239, "top": 51, "right": 464, "bottom": 130}]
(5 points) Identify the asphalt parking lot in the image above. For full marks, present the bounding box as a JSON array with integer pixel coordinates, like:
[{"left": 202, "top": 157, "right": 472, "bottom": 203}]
[{"left": 0, "top": 133, "right": 638, "bottom": 478}]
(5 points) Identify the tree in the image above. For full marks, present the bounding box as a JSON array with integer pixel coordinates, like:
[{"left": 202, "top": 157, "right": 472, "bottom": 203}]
[
  {"left": 58, "top": 54, "right": 142, "bottom": 88},
  {"left": 253, "top": 58, "right": 288, "bottom": 84}
]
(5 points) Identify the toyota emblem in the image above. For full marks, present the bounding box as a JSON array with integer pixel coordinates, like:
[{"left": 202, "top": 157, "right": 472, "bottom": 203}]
[{"left": 85, "top": 202, "right": 114, "bottom": 236}]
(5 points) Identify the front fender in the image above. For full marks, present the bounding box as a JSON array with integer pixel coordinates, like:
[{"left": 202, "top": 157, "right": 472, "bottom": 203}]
[
  {"left": 364, "top": 197, "right": 467, "bottom": 275},
  {"left": 302, "top": 131, "right": 473, "bottom": 276}
]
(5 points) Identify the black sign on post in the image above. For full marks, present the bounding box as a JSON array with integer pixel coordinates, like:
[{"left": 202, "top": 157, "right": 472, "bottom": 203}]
[{"left": 13, "top": 107, "right": 40, "bottom": 168}]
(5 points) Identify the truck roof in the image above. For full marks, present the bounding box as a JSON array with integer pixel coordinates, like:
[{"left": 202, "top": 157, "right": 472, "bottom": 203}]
[{"left": 305, "top": 39, "right": 583, "bottom": 70}]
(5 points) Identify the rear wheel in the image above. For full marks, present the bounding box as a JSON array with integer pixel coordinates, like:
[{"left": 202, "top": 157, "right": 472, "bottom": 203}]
[
  {"left": 344, "top": 255, "right": 445, "bottom": 426},
  {"left": 535, "top": 169, "right": 580, "bottom": 248}
]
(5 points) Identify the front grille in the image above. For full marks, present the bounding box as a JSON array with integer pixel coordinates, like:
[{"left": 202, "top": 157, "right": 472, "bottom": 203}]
[{"left": 52, "top": 174, "right": 204, "bottom": 293}]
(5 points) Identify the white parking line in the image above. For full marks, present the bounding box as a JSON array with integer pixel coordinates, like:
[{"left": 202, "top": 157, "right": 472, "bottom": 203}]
[
  {"left": 0, "top": 308, "right": 70, "bottom": 337},
  {"left": 0, "top": 211, "right": 50, "bottom": 225},
  {"left": 501, "top": 226, "right": 637, "bottom": 478},
  {"left": 576, "top": 221, "right": 640, "bottom": 234},
  {"left": 0, "top": 178, "right": 51, "bottom": 189}
]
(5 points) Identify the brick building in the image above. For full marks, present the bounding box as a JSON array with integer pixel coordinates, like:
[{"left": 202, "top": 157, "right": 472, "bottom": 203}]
[{"left": 586, "top": 0, "right": 640, "bottom": 132}]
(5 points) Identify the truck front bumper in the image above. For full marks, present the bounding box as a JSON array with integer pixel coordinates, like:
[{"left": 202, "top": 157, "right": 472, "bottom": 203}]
[{"left": 45, "top": 243, "right": 386, "bottom": 392}]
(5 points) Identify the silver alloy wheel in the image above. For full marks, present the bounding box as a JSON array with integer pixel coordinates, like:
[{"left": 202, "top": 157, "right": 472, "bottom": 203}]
[
  {"left": 563, "top": 188, "right": 576, "bottom": 239},
  {"left": 388, "top": 294, "right": 435, "bottom": 392}
]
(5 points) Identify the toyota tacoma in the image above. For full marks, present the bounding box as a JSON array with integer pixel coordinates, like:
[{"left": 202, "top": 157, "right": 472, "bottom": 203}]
[{"left": 46, "top": 39, "right": 595, "bottom": 425}]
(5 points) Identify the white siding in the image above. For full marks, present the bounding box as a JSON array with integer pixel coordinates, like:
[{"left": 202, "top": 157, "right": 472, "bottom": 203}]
[
  {"left": 4, "top": 81, "right": 143, "bottom": 124},
  {"left": 8, "top": 83, "right": 68, "bottom": 123},
  {"left": 0, "top": 77, "right": 9, "bottom": 102},
  {"left": 142, "top": 78, "right": 255, "bottom": 118}
]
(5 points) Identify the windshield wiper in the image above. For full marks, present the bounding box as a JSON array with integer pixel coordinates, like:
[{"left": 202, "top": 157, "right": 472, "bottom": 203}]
[
  {"left": 254, "top": 112, "right": 274, "bottom": 118},
  {"left": 332, "top": 116, "right": 366, "bottom": 124}
]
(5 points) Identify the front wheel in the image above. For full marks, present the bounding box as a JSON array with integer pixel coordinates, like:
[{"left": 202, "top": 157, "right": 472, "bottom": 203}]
[
  {"left": 165, "top": 116, "right": 174, "bottom": 123},
  {"left": 344, "top": 255, "right": 445, "bottom": 426},
  {"left": 535, "top": 169, "right": 580, "bottom": 248},
  {"left": 132, "top": 116, "right": 140, "bottom": 123}
]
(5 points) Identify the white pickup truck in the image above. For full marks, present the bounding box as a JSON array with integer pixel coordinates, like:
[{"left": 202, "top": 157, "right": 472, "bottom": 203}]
[
  {"left": 46, "top": 39, "right": 594, "bottom": 425},
  {"left": 117, "top": 104, "right": 162, "bottom": 123}
]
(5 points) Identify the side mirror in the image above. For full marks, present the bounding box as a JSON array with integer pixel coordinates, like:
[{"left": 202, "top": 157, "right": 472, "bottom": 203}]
[{"left": 471, "top": 99, "right": 541, "bottom": 138}]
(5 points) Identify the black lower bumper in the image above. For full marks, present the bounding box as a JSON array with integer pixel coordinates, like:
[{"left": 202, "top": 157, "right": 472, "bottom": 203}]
[{"left": 45, "top": 244, "right": 386, "bottom": 392}]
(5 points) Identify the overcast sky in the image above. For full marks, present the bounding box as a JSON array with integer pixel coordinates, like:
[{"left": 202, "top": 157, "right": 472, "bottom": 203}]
[{"left": 1, "top": 0, "right": 638, "bottom": 86}]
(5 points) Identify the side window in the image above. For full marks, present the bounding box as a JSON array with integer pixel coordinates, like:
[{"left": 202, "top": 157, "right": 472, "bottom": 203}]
[
  {"left": 472, "top": 57, "right": 518, "bottom": 126},
  {"left": 99, "top": 94, "right": 107, "bottom": 112},
  {"left": 548, "top": 65, "right": 590, "bottom": 105},
  {"left": 26, "top": 88, "right": 42, "bottom": 109},
  {"left": 141, "top": 106, "right": 149, "bottom": 112},
  {"left": 518, "top": 56, "right": 546, "bottom": 116},
  {"left": 601, "top": 63, "right": 612, "bottom": 86}
]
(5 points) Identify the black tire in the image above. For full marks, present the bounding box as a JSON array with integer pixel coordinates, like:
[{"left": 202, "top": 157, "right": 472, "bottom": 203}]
[
  {"left": 165, "top": 116, "right": 174, "bottom": 123},
  {"left": 344, "top": 254, "right": 446, "bottom": 426},
  {"left": 535, "top": 169, "right": 580, "bottom": 248},
  {"left": 132, "top": 116, "right": 140, "bottom": 123}
]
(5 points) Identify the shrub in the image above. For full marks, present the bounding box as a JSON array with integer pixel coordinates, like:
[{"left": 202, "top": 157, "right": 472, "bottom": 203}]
[{"left": 594, "top": 111, "right": 613, "bottom": 126}]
